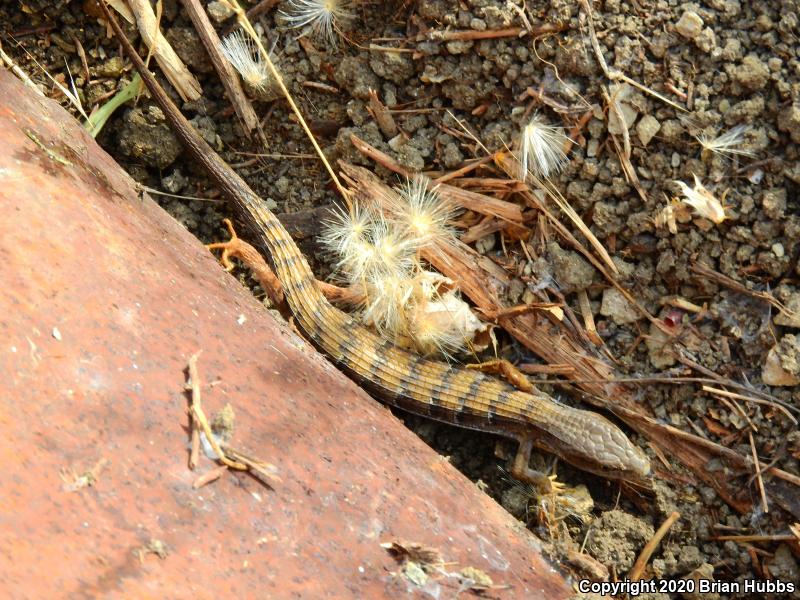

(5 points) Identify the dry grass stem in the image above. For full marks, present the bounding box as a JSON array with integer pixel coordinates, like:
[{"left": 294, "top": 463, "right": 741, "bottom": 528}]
[
  {"left": 181, "top": 0, "right": 258, "bottom": 132},
  {"left": 690, "top": 263, "right": 796, "bottom": 321},
  {"left": 580, "top": 0, "right": 686, "bottom": 112},
  {"left": 748, "top": 431, "right": 769, "bottom": 515},
  {"left": 192, "top": 465, "right": 228, "bottom": 488},
  {"left": 432, "top": 155, "right": 494, "bottom": 185},
  {"left": 186, "top": 353, "right": 247, "bottom": 471},
  {"left": 123, "top": 0, "right": 202, "bottom": 101},
  {"left": 222, "top": 0, "right": 350, "bottom": 203},
  {"left": 495, "top": 152, "right": 619, "bottom": 275},
  {"left": 577, "top": 290, "right": 602, "bottom": 346},
  {"left": 702, "top": 386, "right": 797, "bottom": 425}
]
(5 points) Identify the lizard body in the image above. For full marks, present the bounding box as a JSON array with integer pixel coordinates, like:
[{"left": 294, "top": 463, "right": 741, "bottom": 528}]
[{"left": 104, "top": 8, "right": 650, "bottom": 483}]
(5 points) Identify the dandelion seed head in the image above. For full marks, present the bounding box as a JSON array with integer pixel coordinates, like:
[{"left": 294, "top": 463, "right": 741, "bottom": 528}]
[
  {"left": 385, "top": 176, "right": 457, "bottom": 248},
  {"left": 674, "top": 175, "right": 727, "bottom": 224},
  {"left": 370, "top": 218, "right": 418, "bottom": 278},
  {"left": 320, "top": 197, "right": 484, "bottom": 358},
  {"left": 323, "top": 205, "right": 417, "bottom": 284},
  {"left": 360, "top": 273, "right": 412, "bottom": 337},
  {"left": 320, "top": 203, "right": 373, "bottom": 257},
  {"left": 321, "top": 204, "right": 381, "bottom": 283},
  {"left": 518, "top": 115, "right": 570, "bottom": 180},
  {"left": 279, "top": 0, "right": 351, "bottom": 45},
  {"left": 219, "top": 30, "right": 274, "bottom": 92},
  {"left": 409, "top": 309, "right": 463, "bottom": 358}
]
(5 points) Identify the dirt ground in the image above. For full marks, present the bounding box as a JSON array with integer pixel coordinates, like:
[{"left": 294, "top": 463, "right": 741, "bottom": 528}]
[{"left": 3, "top": 0, "right": 799, "bottom": 597}]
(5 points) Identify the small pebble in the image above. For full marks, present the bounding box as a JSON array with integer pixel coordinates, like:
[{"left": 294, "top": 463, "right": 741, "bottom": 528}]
[
  {"left": 675, "top": 11, "right": 703, "bottom": 39},
  {"left": 600, "top": 288, "right": 640, "bottom": 325},
  {"left": 636, "top": 114, "right": 661, "bottom": 147},
  {"left": 207, "top": 1, "right": 234, "bottom": 22}
]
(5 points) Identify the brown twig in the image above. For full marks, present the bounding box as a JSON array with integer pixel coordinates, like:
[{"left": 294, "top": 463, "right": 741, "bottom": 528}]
[
  {"left": 690, "top": 262, "right": 796, "bottom": 320},
  {"left": 460, "top": 217, "right": 506, "bottom": 244},
  {"left": 72, "top": 35, "right": 91, "bottom": 84},
  {"left": 368, "top": 89, "right": 398, "bottom": 138},
  {"left": 349, "top": 133, "right": 411, "bottom": 177},
  {"left": 494, "top": 152, "right": 621, "bottom": 275},
  {"left": 420, "top": 23, "right": 566, "bottom": 42},
  {"left": 192, "top": 465, "right": 228, "bottom": 488},
  {"left": 518, "top": 86, "right": 589, "bottom": 114},
  {"left": 187, "top": 352, "right": 202, "bottom": 469},
  {"left": 749, "top": 431, "right": 769, "bottom": 515},
  {"left": 121, "top": 0, "right": 203, "bottom": 101},
  {"left": 676, "top": 350, "right": 798, "bottom": 418},
  {"left": 186, "top": 352, "right": 248, "bottom": 471},
  {"left": 432, "top": 155, "right": 494, "bottom": 185},
  {"left": 628, "top": 511, "right": 680, "bottom": 580},
  {"left": 703, "top": 385, "right": 797, "bottom": 425},
  {"left": 245, "top": 0, "right": 281, "bottom": 20},
  {"left": 302, "top": 81, "right": 340, "bottom": 94},
  {"left": 422, "top": 27, "right": 524, "bottom": 41},
  {"left": 712, "top": 534, "right": 795, "bottom": 543},
  {"left": 348, "top": 136, "right": 523, "bottom": 222},
  {"left": 184, "top": 358, "right": 281, "bottom": 485},
  {"left": 565, "top": 109, "right": 594, "bottom": 153},
  {"left": 180, "top": 0, "right": 259, "bottom": 134},
  {"left": 577, "top": 290, "right": 602, "bottom": 346},
  {"left": 518, "top": 363, "right": 576, "bottom": 376}
]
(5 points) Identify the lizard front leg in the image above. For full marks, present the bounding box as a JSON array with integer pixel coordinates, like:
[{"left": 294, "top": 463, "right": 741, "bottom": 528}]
[
  {"left": 207, "top": 219, "right": 286, "bottom": 309},
  {"left": 466, "top": 358, "right": 534, "bottom": 393}
]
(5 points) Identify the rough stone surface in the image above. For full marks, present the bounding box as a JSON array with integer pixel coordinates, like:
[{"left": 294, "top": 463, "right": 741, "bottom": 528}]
[
  {"left": 547, "top": 242, "right": 596, "bottom": 293},
  {"left": 777, "top": 103, "right": 800, "bottom": 143},
  {"left": 117, "top": 106, "right": 182, "bottom": 169}
]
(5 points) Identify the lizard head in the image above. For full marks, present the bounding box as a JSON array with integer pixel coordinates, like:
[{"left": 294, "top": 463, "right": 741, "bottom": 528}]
[{"left": 535, "top": 409, "right": 652, "bottom": 484}]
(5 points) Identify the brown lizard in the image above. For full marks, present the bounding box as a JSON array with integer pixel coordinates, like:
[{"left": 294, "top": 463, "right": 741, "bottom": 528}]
[{"left": 102, "top": 4, "right": 650, "bottom": 489}]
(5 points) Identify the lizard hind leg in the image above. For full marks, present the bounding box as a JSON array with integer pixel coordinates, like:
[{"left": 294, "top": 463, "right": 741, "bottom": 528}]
[
  {"left": 510, "top": 436, "right": 564, "bottom": 496},
  {"left": 510, "top": 436, "right": 596, "bottom": 526}
]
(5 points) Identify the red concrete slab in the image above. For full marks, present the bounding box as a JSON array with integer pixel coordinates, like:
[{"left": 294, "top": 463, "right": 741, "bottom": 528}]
[{"left": 0, "top": 70, "right": 570, "bottom": 598}]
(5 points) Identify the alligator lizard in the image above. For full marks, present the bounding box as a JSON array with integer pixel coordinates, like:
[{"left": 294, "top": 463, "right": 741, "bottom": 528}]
[{"left": 104, "top": 7, "right": 650, "bottom": 486}]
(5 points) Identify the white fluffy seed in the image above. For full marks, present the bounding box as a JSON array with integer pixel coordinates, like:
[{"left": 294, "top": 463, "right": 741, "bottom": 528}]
[{"left": 518, "top": 115, "right": 570, "bottom": 180}]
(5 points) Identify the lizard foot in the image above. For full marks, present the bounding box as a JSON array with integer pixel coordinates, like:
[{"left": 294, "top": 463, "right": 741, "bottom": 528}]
[{"left": 206, "top": 218, "right": 248, "bottom": 271}]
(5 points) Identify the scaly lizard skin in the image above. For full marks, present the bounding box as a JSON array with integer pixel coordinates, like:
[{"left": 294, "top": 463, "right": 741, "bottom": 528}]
[{"left": 105, "top": 7, "right": 650, "bottom": 484}]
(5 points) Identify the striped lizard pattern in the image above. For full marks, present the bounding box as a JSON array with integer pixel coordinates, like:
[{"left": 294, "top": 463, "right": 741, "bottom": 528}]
[{"left": 108, "top": 11, "right": 650, "bottom": 484}]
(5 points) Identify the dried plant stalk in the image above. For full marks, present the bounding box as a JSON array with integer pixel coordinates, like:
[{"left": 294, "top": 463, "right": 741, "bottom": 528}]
[{"left": 121, "top": 0, "right": 202, "bottom": 101}]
